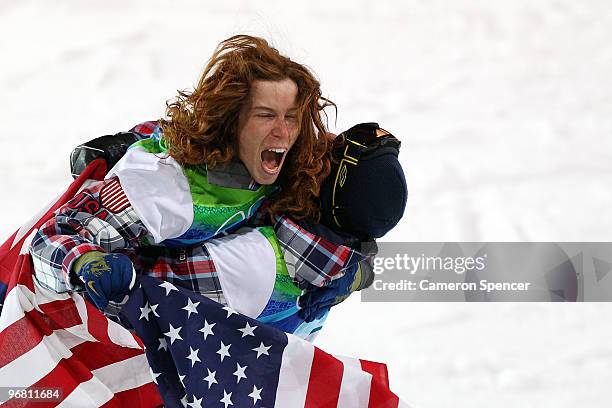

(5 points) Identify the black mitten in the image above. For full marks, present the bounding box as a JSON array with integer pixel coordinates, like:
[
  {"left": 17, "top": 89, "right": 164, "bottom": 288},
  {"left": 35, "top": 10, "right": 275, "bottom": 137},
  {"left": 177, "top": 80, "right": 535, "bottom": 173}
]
[{"left": 70, "top": 132, "right": 141, "bottom": 179}]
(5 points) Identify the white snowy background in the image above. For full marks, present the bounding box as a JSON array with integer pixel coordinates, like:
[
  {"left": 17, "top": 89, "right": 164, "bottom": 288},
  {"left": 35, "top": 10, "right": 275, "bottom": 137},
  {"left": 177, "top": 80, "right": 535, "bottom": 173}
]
[{"left": 1, "top": 1, "right": 611, "bottom": 407}]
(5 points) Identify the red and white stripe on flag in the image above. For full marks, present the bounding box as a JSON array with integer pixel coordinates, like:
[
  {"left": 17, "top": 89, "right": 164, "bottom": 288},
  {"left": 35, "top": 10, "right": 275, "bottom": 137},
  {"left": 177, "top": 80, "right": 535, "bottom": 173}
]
[
  {"left": 100, "top": 178, "right": 130, "bottom": 214},
  {"left": 276, "top": 335, "right": 411, "bottom": 408},
  {"left": 0, "top": 242, "right": 162, "bottom": 407}
]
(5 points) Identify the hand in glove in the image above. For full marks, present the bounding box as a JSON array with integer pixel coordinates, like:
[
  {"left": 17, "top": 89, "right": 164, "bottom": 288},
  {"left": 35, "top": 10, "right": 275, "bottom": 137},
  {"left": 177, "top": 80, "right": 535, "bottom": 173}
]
[
  {"left": 298, "top": 260, "right": 374, "bottom": 322},
  {"left": 73, "top": 251, "right": 136, "bottom": 310}
]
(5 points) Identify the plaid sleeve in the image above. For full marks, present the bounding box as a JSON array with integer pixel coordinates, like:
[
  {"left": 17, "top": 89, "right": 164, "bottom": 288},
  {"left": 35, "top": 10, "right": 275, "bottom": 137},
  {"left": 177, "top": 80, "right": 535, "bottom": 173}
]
[
  {"left": 129, "top": 120, "right": 160, "bottom": 136},
  {"left": 29, "top": 177, "right": 150, "bottom": 293},
  {"left": 272, "top": 215, "right": 368, "bottom": 287}
]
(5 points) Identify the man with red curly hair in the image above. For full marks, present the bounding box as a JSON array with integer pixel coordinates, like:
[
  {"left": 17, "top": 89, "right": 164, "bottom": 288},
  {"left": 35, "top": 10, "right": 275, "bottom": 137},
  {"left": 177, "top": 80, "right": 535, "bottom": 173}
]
[{"left": 28, "top": 35, "right": 407, "bottom": 340}]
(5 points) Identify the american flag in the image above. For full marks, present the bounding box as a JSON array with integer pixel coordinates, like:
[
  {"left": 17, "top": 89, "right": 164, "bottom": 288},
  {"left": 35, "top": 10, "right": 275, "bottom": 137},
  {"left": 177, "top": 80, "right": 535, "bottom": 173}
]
[
  {"left": 121, "top": 275, "right": 409, "bottom": 408},
  {"left": 0, "top": 159, "right": 410, "bottom": 407}
]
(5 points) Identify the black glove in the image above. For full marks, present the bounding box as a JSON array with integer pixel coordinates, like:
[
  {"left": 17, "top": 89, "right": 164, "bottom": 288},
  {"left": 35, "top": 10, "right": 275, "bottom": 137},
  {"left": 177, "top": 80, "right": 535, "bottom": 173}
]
[{"left": 70, "top": 132, "right": 141, "bottom": 179}]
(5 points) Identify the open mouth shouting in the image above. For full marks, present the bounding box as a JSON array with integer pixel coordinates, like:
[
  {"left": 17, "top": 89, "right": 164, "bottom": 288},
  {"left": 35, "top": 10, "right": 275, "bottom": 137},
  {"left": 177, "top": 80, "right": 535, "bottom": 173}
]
[{"left": 260, "top": 147, "right": 288, "bottom": 175}]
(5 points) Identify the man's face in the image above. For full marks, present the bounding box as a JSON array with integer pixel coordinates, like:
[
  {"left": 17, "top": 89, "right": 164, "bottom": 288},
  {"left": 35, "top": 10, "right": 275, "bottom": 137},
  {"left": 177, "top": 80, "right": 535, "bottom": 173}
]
[{"left": 237, "top": 78, "right": 300, "bottom": 185}]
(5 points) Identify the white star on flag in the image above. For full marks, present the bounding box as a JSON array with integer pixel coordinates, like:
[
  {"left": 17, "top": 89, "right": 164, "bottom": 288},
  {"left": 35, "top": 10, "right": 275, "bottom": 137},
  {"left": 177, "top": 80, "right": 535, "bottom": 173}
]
[
  {"left": 223, "top": 305, "right": 237, "bottom": 318},
  {"left": 150, "top": 303, "right": 160, "bottom": 317},
  {"left": 164, "top": 323, "right": 183, "bottom": 344},
  {"left": 203, "top": 368, "right": 218, "bottom": 389},
  {"left": 217, "top": 341, "right": 231, "bottom": 362},
  {"left": 139, "top": 302, "right": 152, "bottom": 321},
  {"left": 220, "top": 390, "right": 233, "bottom": 408},
  {"left": 186, "top": 347, "right": 201, "bottom": 367},
  {"left": 252, "top": 342, "right": 271, "bottom": 358},
  {"left": 159, "top": 280, "right": 179, "bottom": 296},
  {"left": 157, "top": 337, "right": 167, "bottom": 351},
  {"left": 187, "top": 396, "right": 203, "bottom": 408},
  {"left": 233, "top": 362, "right": 247, "bottom": 383},
  {"left": 182, "top": 297, "right": 200, "bottom": 319},
  {"left": 237, "top": 321, "right": 257, "bottom": 338},
  {"left": 248, "top": 385, "right": 263, "bottom": 404},
  {"left": 149, "top": 368, "right": 161, "bottom": 385},
  {"left": 199, "top": 319, "right": 215, "bottom": 340}
]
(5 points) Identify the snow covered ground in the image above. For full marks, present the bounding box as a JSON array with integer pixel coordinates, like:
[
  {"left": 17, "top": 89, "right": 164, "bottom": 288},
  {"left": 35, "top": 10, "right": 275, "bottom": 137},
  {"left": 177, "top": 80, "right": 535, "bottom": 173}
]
[{"left": 1, "top": 1, "right": 612, "bottom": 406}]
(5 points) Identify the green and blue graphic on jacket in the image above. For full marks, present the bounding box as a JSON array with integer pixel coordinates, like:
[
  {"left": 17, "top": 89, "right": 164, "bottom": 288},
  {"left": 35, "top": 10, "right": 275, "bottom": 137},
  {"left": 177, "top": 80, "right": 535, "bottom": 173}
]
[
  {"left": 255, "top": 226, "right": 328, "bottom": 340},
  {"left": 131, "top": 125, "right": 277, "bottom": 246}
]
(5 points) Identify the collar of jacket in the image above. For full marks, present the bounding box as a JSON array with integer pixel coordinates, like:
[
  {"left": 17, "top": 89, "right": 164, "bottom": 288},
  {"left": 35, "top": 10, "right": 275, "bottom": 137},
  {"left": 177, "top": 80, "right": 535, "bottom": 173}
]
[{"left": 206, "top": 161, "right": 262, "bottom": 191}]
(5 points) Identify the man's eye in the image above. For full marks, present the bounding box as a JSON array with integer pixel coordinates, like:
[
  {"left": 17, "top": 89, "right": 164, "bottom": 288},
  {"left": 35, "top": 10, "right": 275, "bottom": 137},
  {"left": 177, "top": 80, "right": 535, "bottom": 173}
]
[
  {"left": 257, "top": 114, "right": 274, "bottom": 119},
  {"left": 286, "top": 116, "right": 297, "bottom": 121}
]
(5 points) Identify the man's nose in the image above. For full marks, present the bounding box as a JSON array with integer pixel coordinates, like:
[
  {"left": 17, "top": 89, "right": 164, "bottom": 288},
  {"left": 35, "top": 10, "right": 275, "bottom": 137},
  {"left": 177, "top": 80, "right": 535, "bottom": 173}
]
[{"left": 272, "top": 117, "right": 290, "bottom": 140}]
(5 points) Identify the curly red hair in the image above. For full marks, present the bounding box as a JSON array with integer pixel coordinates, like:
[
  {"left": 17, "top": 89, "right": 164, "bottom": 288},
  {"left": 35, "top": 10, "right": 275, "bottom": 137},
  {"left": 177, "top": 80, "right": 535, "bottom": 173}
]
[{"left": 159, "top": 35, "right": 335, "bottom": 220}]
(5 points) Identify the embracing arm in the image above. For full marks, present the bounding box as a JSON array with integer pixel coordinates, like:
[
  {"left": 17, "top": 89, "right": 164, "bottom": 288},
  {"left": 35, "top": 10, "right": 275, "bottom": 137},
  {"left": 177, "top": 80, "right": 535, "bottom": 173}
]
[
  {"left": 29, "top": 177, "right": 148, "bottom": 307},
  {"left": 269, "top": 215, "right": 376, "bottom": 321}
]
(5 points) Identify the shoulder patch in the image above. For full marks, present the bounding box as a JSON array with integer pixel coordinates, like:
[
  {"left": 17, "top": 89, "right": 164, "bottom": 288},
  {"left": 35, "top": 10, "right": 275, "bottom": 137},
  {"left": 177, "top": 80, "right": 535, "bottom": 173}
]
[{"left": 100, "top": 178, "right": 130, "bottom": 213}]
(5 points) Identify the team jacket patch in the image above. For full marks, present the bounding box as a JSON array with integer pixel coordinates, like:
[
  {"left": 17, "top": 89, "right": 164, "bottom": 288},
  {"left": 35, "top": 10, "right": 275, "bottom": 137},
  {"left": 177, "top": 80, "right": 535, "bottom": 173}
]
[{"left": 100, "top": 178, "right": 130, "bottom": 213}]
